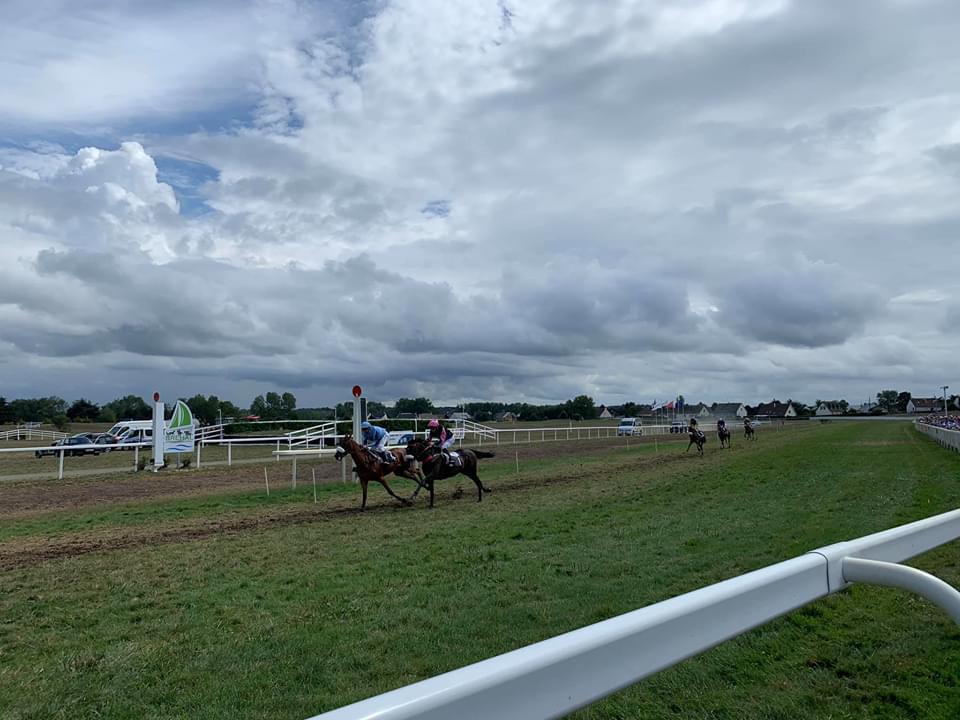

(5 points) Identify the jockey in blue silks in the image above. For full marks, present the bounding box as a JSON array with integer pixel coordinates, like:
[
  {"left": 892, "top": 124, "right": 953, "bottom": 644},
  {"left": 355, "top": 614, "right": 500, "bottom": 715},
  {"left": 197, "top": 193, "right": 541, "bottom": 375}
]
[{"left": 361, "top": 421, "right": 392, "bottom": 463}]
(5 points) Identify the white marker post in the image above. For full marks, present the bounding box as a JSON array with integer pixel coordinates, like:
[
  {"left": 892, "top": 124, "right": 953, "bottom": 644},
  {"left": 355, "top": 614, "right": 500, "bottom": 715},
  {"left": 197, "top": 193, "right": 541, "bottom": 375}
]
[
  {"left": 351, "top": 385, "right": 363, "bottom": 484},
  {"left": 152, "top": 391, "right": 165, "bottom": 472}
]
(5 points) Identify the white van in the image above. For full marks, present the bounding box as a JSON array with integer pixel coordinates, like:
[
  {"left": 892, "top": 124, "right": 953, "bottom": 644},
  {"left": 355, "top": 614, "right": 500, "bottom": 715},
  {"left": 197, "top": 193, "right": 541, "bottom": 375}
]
[
  {"left": 617, "top": 418, "right": 642, "bottom": 436},
  {"left": 107, "top": 420, "right": 154, "bottom": 448}
]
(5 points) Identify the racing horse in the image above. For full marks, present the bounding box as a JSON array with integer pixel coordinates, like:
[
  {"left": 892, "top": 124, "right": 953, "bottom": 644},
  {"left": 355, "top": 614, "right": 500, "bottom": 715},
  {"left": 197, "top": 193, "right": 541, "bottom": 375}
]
[
  {"left": 335, "top": 435, "right": 428, "bottom": 511},
  {"left": 686, "top": 427, "right": 707, "bottom": 456},
  {"left": 744, "top": 421, "right": 756, "bottom": 441},
  {"left": 405, "top": 438, "right": 495, "bottom": 507},
  {"left": 717, "top": 421, "right": 732, "bottom": 448}
]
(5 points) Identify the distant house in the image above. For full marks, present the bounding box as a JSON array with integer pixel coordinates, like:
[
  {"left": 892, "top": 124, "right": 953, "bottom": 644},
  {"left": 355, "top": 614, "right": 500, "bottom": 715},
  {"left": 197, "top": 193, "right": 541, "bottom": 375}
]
[
  {"left": 598, "top": 405, "right": 615, "bottom": 419},
  {"left": 753, "top": 401, "right": 797, "bottom": 419},
  {"left": 495, "top": 412, "right": 518, "bottom": 422},
  {"left": 815, "top": 401, "right": 846, "bottom": 416},
  {"left": 449, "top": 412, "right": 472, "bottom": 421},
  {"left": 710, "top": 402, "right": 747, "bottom": 419},
  {"left": 907, "top": 397, "right": 942, "bottom": 413},
  {"left": 688, "top": 403, "right": 712, "bottom": 418}
]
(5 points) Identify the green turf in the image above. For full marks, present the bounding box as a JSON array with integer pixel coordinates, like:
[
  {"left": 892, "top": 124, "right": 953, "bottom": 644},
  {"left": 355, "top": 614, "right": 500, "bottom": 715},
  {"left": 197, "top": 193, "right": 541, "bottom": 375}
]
[{"left": 1, "top": 422, "right": 958, "bottom": 719}]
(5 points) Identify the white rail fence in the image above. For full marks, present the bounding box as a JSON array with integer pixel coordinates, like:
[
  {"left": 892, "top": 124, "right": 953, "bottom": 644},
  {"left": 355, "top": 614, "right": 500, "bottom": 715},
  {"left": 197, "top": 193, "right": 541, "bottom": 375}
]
[
  {"left": 916, "top": 421, "right": 960, "bottom": 452},
  {"left": 310, "top": 509, "right": 960, "bottom": 720},
  {"left": 0, "top": 419, "right": 752, "bottom": 481},
  {"left": 0, "top": 426, "right": 69, "bottom": 442}
]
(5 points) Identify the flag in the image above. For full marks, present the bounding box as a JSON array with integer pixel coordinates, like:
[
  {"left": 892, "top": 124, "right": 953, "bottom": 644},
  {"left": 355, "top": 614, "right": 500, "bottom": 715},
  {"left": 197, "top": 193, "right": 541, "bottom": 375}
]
[
  {"left": 650, "top": 400, "right": 659, "bottom": 411},
  {"left": 664, "top": 401, "right": 674, "bottom": 410}
]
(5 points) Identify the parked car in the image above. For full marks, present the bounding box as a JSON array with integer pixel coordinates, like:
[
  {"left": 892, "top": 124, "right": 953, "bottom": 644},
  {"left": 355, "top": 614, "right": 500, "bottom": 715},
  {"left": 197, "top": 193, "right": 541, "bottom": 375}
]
[
  {"left": 35, "top": 435, "right": 102, "bottom": 458},
  {"left": 92, "top": 433, "right": 118, "bottom": 451},
  {"left": 670, "top": 421, "right": 686, "bottom": 434},
  {"left": 617, "top": 418, "right": 643, "bottom": 436}
]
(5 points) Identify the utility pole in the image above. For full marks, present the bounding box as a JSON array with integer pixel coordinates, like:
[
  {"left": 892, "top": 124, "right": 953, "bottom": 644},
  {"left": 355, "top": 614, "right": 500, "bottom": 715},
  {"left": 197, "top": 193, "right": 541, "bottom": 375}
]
[{"left": 942, "top": 385, "right": 950, "bottom": 415}]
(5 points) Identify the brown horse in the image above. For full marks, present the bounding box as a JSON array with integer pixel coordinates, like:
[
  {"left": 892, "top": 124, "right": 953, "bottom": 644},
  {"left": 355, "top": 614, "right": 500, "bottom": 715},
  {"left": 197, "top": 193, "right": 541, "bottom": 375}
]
[
  {"left": 405, "top": 438, "right": 494, "bottom": 507},
  {"left": 717, "top": 422, "right": 732, "bottom": 448},
  {"left": 335, "top": 435, "right": 427, "bottom": 511},
  {"left": 686, "top": 428, "right": 707, "bottom": 456},
  {"left": 744, "top": 422, "right": 756, "bottom": 441}
]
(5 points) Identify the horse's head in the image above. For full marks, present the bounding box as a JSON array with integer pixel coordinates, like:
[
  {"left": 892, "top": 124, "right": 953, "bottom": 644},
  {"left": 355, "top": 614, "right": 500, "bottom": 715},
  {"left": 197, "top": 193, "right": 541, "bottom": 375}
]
[
  {"left": 405, "top": 437, "right": 434, "bottom": 461},
  {"left": 334, "top": 434, "right": 354, "bottom": 461}
]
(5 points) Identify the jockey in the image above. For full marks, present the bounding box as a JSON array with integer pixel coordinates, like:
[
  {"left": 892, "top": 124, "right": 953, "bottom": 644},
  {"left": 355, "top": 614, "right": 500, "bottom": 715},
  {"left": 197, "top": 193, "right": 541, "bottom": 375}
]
[
  {"left": 717, "top": 418, "right": 726, "bottom": 430},
  {"left": 360, "top": 421, "right": 392, "bottom": 463},
  {"left": 426, "top": 418, "right": 456, "bottom": 451},
  {"left": 688, "top": 416, "right": 704, "bottom": 439}
]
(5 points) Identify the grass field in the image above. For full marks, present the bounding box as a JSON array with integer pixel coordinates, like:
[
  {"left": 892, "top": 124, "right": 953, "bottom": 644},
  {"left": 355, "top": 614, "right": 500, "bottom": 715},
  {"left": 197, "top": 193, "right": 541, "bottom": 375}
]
[{"left": 1, "top": 421, "right": 958, "bottom": 719}]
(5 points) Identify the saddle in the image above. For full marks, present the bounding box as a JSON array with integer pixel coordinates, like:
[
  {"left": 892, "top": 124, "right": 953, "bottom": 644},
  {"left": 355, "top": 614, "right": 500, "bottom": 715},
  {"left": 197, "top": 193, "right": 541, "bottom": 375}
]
[{"left": 441, "top": 450, "right": 462, "bottom": 469}]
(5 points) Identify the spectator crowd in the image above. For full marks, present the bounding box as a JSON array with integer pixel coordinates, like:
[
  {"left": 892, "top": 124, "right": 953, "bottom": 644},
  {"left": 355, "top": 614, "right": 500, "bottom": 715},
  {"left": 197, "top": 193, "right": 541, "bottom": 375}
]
[{"left": 917, "top": 414, "right": 960, "bottom": 431}]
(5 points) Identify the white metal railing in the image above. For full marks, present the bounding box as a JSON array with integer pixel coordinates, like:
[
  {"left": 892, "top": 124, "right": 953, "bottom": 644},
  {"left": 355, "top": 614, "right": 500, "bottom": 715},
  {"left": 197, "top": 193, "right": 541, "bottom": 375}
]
[
  {"left": 0, "top": 440, "right": 153, "bottom": 480},
  {"left": 916, "top": 421, "right": 960, "bottom": 452},
  {"left": 0, "top": 426, "right": 69, "bottom": 442},
  {"left": 286, "top": 422, "right": 339, "bottom": 449},
  {"left": 309, "top": 509, "right": 960, "bottom": 720}
]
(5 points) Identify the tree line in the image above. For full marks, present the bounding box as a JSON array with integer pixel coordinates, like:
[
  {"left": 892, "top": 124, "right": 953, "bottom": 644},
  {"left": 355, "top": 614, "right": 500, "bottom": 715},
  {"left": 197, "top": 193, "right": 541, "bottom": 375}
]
[{"left": 4, "top": 388, "right": 953, "bottom": 429}]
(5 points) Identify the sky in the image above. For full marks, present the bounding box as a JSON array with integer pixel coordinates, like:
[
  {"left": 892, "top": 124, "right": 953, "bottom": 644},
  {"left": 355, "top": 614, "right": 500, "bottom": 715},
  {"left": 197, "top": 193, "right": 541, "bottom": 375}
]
[{"left": 0, "top": 0, "right": 958, "bottom": 409}]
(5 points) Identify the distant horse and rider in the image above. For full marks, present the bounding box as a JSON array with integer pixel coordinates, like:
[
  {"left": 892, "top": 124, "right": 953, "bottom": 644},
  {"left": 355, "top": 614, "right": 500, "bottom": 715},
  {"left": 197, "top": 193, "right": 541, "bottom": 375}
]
[
  {"left": 686, "top": 417, "right": 707, "bottom": 456},
  {"left": 717, "top": 418, "right": 732, "bottom": 448},
  {"left": 743, "top": 417, "right": 756, "bottom": 441},
  {"left": 337, "top": 418, "right": 494, "bottom": 510}
]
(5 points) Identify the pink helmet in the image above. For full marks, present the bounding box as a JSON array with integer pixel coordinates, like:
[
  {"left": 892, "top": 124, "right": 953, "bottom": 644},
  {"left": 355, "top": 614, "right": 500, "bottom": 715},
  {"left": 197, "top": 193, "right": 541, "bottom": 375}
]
[{"left": 427, "top": 419, "right": 440, "bottom": 428}]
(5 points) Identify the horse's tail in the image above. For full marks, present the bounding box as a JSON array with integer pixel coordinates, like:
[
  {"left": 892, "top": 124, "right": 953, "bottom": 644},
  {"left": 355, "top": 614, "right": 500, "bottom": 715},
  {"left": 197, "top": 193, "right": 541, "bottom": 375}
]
[{"left": 470, "top": 450, "right": 496, "bottom": 459}]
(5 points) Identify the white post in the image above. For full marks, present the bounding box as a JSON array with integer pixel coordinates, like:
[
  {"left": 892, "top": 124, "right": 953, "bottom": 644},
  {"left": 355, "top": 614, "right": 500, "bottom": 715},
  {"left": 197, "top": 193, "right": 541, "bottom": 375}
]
[
  {"left": 196, "top": 440, "right": 202, "bottom": 469},
  {"left": 228, "top": 442, "right": 232, "bottom": 466},
  {"left": 134, "top": 444, "right": 139, "bottom": 471},
  {"left": 58, "top": 449, "right": 64, "bottom": 480},
  {"left": 515, "top": 451, "right": 519, "bottom": 474},
  {"left": 292, "top": 457, "right": 298, "bottom": 487},
  {"left": 276, "top": 439, "right": 280, "bottom": 461},
  {"left": 152, "top": 397, "right": 165, "bottom": 472},
  {"left": 313, "top": 468, "right": 318, "bottom": 504},
  {"left": 264, "top": 467, "right": 270, "bottom": 495}
]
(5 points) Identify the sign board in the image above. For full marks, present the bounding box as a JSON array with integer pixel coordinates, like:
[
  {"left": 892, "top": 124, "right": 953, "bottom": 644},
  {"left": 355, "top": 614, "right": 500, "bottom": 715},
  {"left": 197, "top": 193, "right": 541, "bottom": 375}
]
[
  {"left": 352, "top": 385, "right": 363, "bottom": 398},
  {"left": 165, "top": 400, "right": 196, "bottom": 453}
]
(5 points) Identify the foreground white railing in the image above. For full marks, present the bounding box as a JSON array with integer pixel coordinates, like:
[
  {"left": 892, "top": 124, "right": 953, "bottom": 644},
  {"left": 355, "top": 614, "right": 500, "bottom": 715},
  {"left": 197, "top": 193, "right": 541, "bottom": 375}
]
[
  {"left": 916, "top": 421, "right": 960, "bottom": 452},
  {"left": 309, "top": 509, "right": 960, "bottom": 720}
]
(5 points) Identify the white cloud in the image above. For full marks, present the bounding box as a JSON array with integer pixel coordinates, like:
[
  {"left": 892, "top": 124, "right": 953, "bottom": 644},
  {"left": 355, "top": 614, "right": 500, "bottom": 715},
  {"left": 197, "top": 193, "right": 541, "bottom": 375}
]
[{"left": 0, "top": 0, "right": 958, "bottom": 406}]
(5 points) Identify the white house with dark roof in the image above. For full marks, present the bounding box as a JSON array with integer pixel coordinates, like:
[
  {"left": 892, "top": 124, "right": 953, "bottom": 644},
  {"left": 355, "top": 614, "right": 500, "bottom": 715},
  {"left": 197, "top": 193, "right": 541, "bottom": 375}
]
[
  {"left": 710, "top": 402, "right": 746, "bottom": 419},
  {"left": 906, "top": 397, "right": 942, "bottom": 413}
]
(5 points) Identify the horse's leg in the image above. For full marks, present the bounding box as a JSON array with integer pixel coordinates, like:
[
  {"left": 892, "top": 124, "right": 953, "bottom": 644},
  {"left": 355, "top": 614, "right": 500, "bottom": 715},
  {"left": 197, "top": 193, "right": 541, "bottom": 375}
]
[
  {"left": 686, "top": 438, "right": 693, "bottom": 452},
  {"left": 361, "top": 479, "right": 368, "bottom": 511},
  {"left": 379, "top": 478, "right": 412, "bottom": 506}
]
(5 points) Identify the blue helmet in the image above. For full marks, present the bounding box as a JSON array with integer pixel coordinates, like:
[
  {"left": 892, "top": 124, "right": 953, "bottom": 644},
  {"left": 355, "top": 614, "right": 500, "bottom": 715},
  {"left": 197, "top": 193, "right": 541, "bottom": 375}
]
[{"left": 360, "top": 421, "right": 372, "bottom": 430}]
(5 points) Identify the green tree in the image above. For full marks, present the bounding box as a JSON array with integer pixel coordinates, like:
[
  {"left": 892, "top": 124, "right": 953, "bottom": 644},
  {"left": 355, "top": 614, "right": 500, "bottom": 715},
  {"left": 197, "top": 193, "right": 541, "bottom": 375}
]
[
  {"left": 366, "top": 401, "right": 387, "bottom": 418},
  {"left": 51, "top": 414, "right": 70, "bottom": 431},
  {"left": 0, "top": 396, "right": 12, "bottom": 425},
  {"left": 67, "top": 398, "right": 100, "bottom": 421},
  {"left": 250, "top": 395, "right": 268, "bottom": 419},
  {"left": 97, "top": 407, "right": 117, "bottom": 424},
  {"left": 281, "top": 392, "right": 297, "bottom": 417},
  {"left": 395, "top": 397, "right": 435, "bottom": 415},
  {"left": 895, "top": 391, "right": 912, "bottom": 413},
  {"left": 563, "top": 395, "right": 597, "bottom": 421},
  {"left": 103, "top": 395, "right": 151, "bottom": 420},
  {"left": 334, "top": 402, "right": 353, "bottom": 420},
  {"left": 876, "top": 390, "right": 899, "bottom": 413}
]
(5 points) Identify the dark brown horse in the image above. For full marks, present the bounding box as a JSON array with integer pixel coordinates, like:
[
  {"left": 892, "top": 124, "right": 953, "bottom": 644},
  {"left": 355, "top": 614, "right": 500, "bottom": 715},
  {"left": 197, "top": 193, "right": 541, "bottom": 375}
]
[
  {"left": 686, "top": 428, "right": 707, "bottom": 456},
  {"left": 405, "top": 438, "right": 494, "bottom": 507},
  {"left": 335, "top": 435, "right": 427, "bottom": 511},
  {"left": 744, "top": 421, "right": 756, "bottom": 441},
  {"left": 717, "top": 422, "right": 732, "bottom": 448}
]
